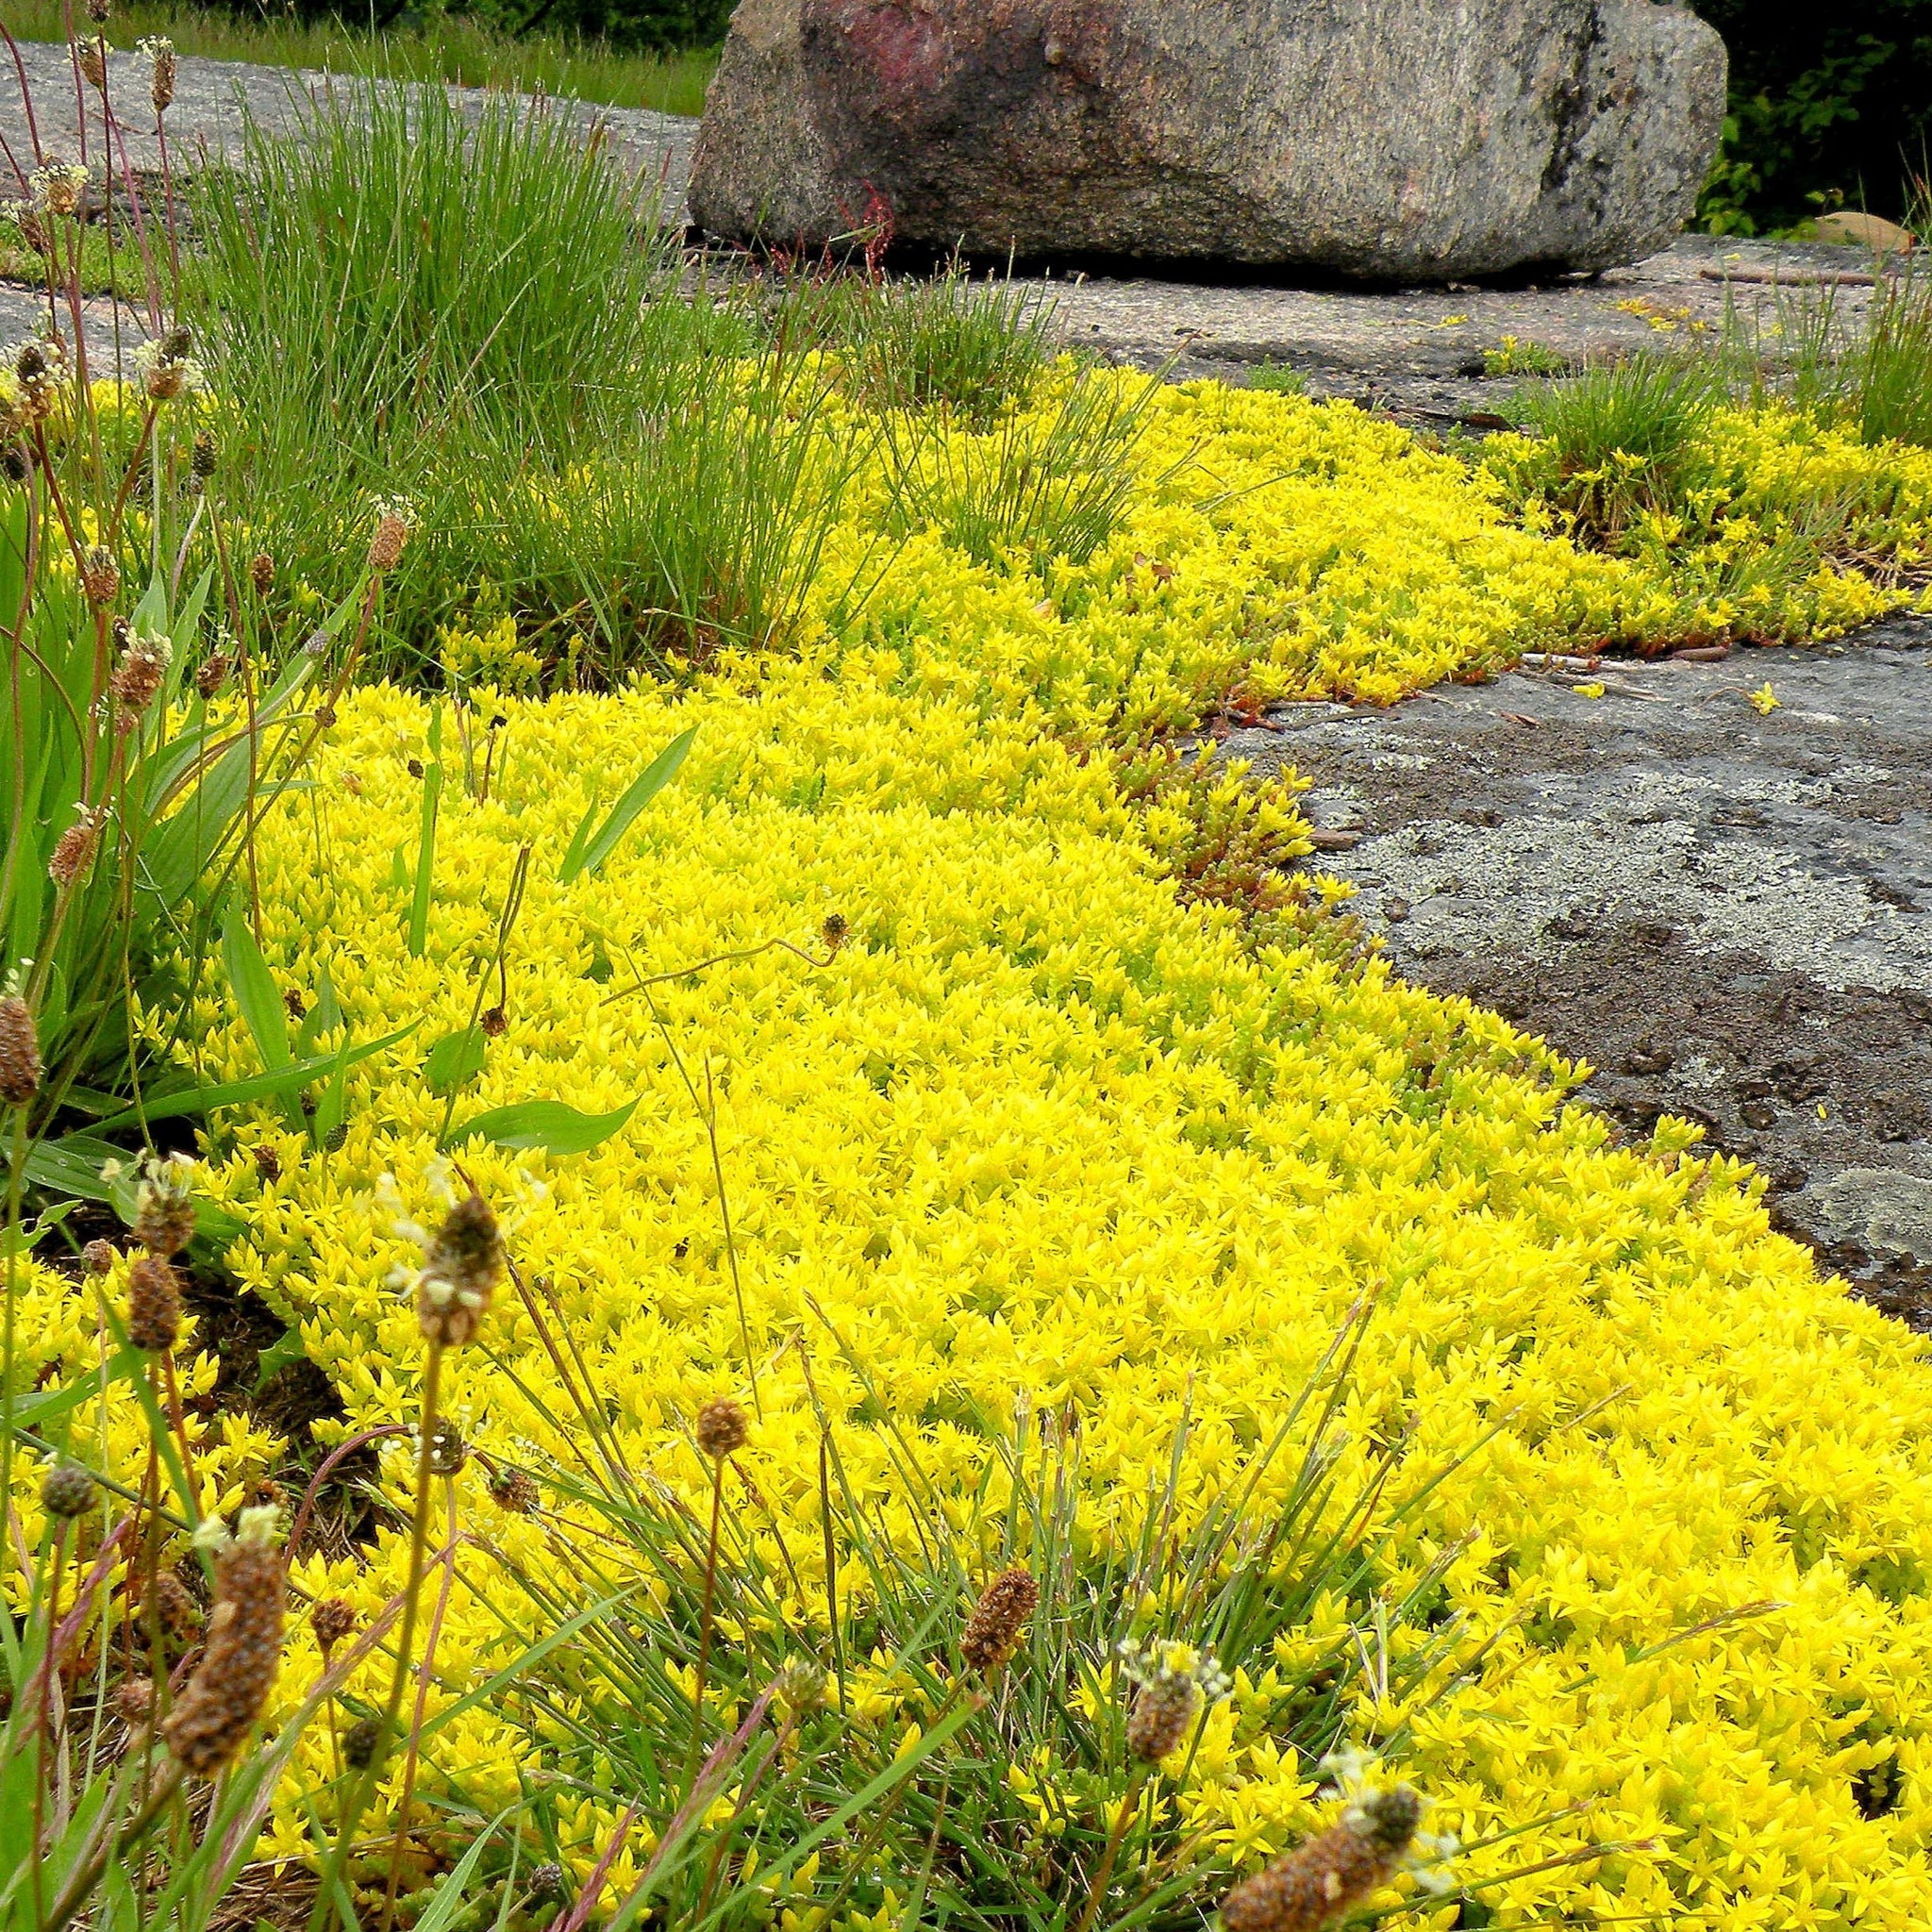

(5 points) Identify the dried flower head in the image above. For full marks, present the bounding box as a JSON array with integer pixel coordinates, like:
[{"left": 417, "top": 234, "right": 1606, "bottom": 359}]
[
  {"left": 139, "top": 36, "right": 175, "bottom": 112},
  {"left": 191, "top": 428, "right": 217, "bottom": 480},
  {"left": 134, "top": 335, "right": 201, "bottom": 403},
  {"left": 310, "top": 1598, "right": 357, "bottom": 1649},
  {"left": 85, "top": 0, "right": 110, "bottom": 18},
  {"left": 113, "top": 1676, "right": 156, "bottom": 1726},
  {"left": 125, "top": 1253, "right": 182, "bottom": 1353},
  {"left": 408, "top": 1190, "right": 504, "bottom": 1349},
  {"left": 695, "top": 1396, "right": 749, "bottom": 1460},
  {"left": 1127, "top": 1669, "right": 1199, "bottom": 1764},
  {"left": 776, "top": 1657, "right": 827, "bottom": 1714},
  {"left": 11, "top": 335, "right": 66, "bottom": 420},
  {"left": 109, "top": 626, "right": 172, "bottom": 723},
  {"left": 366, "top": 496, "right": 415, "bottom": 575},
  {"left": 253, "top": 1143, "right": 282, "bottom": 1183},
  {"left": 194, "top": 652, "right": 230, "bottom": 699},
  {"left": 49, "top": 806, "right": 104, "bottom": 887},
  {"left": 162, "top": 1507, "right": 285, "bottom": 1776},
  {"left": 526, "top": 1864, "right": 567, "bottom": 1905},
  {"left": 426, "top": 1417, "right": 468, "bottom": 1476},
  {"left": 959, "top": 1564, "right": 1038, "bottom": 1674},
  {"left": 342, "top": 1714, "right": 384, "bottom": 1770},
  {"left": 82, "top": 1237, "right": 117, "bottom": 1274},
  {"left": 80, "top": 542, "right": 120, "bottom": 606},
  {"left": 76, "top": 36, "right": 108, "bottom": 92},
  {"left": 248, "top": 552, "right": 275, "bottom": 595},
  {"left": 1219, "top": 1786, "right": 1426, "bottom": 1932},
  {"left": 28, "top": 160, "right": 89, "bottom": 221},
  {"left": 41, "top": 1458, "right": 93, "bottom": 1520},
  {"left": 480, "top": 1005, "right": 508, "bottom": 1038},
  {"left": 132, "top": 1151, "right": 196, "bottom": 1258},
  {"left": 1116, "top": 1639, "right": 1228, "bottom": 1763},
  {"left": 1, "top": 200, "right": 48, "bottom": 258},
  {"left": 822, "top": 912, "right": 849, "bottom": 953},
  {"left": 488, "top": 1467, "right": 540, "bottom": 1513},
  {"left": 0, "top": 995, "right": 42, "bottom": 1105},
  {"left": 139, "top": 1563, "right": 203, "bottom": 1647},
  {"left": 160, "top": 323, "right": 192, "bottom": 360},
  {"left": 0, "top": 441, "right": 30, "bottom": 484}
]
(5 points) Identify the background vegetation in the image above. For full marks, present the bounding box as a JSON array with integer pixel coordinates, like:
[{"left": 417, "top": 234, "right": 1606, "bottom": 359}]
[{"left": 1690, "top": 0, "right": 1931, "bottom": 233}]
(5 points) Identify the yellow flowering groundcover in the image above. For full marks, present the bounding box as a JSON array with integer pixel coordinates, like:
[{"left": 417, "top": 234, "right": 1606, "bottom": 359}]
[{"left": 16, "top": 378, "right": 1932, "bottom": 1927}]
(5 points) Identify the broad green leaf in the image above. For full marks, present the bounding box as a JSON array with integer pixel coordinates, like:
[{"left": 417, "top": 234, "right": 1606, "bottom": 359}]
[
  {"left": 561, "top": 727, "right": 694, "bottom": 884},
  {"left": 222, "top": 909, "right": 291, "bottom": 1071},
  {"left": 558, "top": 787, "right": 600, "bottom": 883},
  {"left": 87, "top": 1020, "right": 419, "bottom": 1133},
  {"left": 23, "top": 1132, "right": 126, "bottom": 1201},
  {"left": 424, "top": 1024, "right": 487, "bottom": 1096},
  {"left": 254, "top": 1325, "right": 310, "bottom": 1392},
  {"left": 447, "top": 1096, "right": 637, "bottom": 1155}
]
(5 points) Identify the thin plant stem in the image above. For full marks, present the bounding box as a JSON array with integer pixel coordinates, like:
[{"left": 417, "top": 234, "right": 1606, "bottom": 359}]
[
  {"left": 378, "top": 1475, "right": 460, "bottom": 1931},
  {"left": 1071, "top": 1771, "right": 1150, "bottom": 1932},
  {"left": 687, "top": 1453, "right": 726, "bottom": 1795},
  {"left": 310, "top": 1337, "right": 445, "bottom": 1932}
]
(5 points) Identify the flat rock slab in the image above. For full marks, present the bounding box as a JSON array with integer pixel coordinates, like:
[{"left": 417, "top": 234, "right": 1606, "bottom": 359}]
[
  {"left": 1047, "top": 233, "right": 1889, "bottom": 423},
  {"left": 1219, "top": 616, "right": 1932, "bottom": 1324},
  {"left": 0, "top": 40, "right": 694, "bottom": 189}
]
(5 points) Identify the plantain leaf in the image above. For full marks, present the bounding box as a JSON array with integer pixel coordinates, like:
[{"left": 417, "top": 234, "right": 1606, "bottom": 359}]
[
  {"left": 424, "top": 1024, "right": 487, "bottom": 1096},
  {"left": 447, "top": 1097, "right": 637, "bottom": 1155},
  {"left": 221, "top": 909, "right": 291, "bottom": 1072},
  {"left": 561, "top": 727, "right": 693, "bottom": 884}
]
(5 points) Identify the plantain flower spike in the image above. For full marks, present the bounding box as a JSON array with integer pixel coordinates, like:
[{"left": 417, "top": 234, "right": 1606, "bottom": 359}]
[
  {"left": 0, "top": 995, "right": 42, "bottom": 1105},
  {"left": 410, "top": 1189, "right": 504, "bottom": 1349},
  {"left": 162, "top": 1507, "right": 286, "bottom": 1776},
  {"left": 959, "top": 1564, "right": 1038, "bottom": 1675},
  {"left": 695, "top": 1396, "right": 749, "bottom": 1460},
  {"left": 1220, "top": 1751, "right": 1457, "bottom": 1932}
]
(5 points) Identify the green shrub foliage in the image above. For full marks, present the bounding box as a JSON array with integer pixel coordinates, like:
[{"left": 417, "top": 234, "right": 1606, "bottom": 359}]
[{"left": 1691, "top": 0, "right": 1932, "bottom": 232}]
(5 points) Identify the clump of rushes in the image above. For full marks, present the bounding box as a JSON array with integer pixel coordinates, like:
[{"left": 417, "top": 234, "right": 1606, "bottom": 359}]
[
  {"left": 959, "top": 1564, "right": 1039, "bottom": 1675},
  {"left": 163, "top": 1507, "right": 287, "bottom": 1774}
]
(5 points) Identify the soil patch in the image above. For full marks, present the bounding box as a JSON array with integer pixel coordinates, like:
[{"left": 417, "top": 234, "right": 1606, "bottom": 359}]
[{"left": 1220, "top": 615, "right": 1932, "bottom": 1324}]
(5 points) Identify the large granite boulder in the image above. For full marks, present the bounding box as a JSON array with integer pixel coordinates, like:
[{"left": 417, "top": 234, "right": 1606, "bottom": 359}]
[{"left": 688, "top": 0, "right": 1727, "bottom": 281}]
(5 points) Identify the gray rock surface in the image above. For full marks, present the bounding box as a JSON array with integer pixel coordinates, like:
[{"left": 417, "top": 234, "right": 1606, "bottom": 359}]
[
  {"left": 1214, "top": 616, "right": 1932, "bottom": 1323},
  {"left": 0, "top": 39, "right": 694, "bottom": 190},
  {"left": 691, "top": 0, "right": 1727, "bottom": 280}
]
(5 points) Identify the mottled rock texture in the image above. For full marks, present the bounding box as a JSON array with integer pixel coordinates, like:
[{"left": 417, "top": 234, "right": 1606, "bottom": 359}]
[{"left": 689, "top": 0, "right": 1727, "bottom": 280}]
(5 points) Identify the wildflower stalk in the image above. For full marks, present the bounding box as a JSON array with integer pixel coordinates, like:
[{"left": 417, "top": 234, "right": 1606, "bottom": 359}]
[
  {"left": 40, "top": 1761, "right": 187, "bottom": 1932},
  {"left": 1070, "top": 1771, "right": 1150, "bottom": 1932},
  {"left": 378, "top": 1474, "right": 460, "bottom": 1932},
  {"left": 688, "top": 1399, "right": 748, "bottom": 1793},
  {"left": 310, "top": 1338, "right": 444, "bottom": 1932}
]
